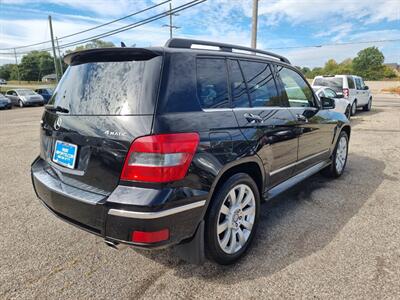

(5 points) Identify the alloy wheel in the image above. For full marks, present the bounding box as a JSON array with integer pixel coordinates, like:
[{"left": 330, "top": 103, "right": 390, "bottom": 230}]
[
  {"left": 217, "top": 184, "right": 256, "bottom": 254},
  {"left": 335, "top": 136, "right": 347, "bottom": 173}
]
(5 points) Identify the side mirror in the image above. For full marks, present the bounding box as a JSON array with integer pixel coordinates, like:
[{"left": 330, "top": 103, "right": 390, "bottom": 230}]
[
  {"left": 320, "top": 97, "right": 335, "bottom": 110},
  {"left": 364, "top": 85, "right": 369, "bottom": 90}
]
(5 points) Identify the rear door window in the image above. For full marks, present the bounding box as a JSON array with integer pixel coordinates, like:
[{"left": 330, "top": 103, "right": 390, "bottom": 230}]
[
  {"left": 347, "top": 76, "right": 355, "bottom": 89},
  {"left": 239, "top": 60, "right": 281, "bottom": 107},
  {"left": 196, "top": 58, "right": 229, "bottom": 109},
  {"left": 355, "top": 77, "right": 362, "bottom": 89},
  {"left": 49, "top": 56, "right": 162, "bottom": 115},
  {"left": 227, "top": 59, "right": 249, "bottom": 107}
]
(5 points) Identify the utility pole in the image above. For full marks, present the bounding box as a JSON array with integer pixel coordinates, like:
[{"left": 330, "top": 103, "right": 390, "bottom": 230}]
[
  {"left": 56, "top": 37, "right": 63, "bottom": 74},
  {"left": 251, "top": 0, "right": 258, "bottom": 48},
  {"left": 163, "top": 3, "right": 180, "bottom": 39},
  {"left": 48, "top": 15, "right": 59, "bottom": 82},
  {"left": 13, "top": 48, "right": 20, "bottom": 84}
]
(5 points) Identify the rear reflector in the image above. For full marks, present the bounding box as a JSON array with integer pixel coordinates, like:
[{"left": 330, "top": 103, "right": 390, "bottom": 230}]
[
  {"left": 120, "top": 133, "right": 199, "bottom": 183},
  {"left": 131, "top": 229, "right": 169, "bottom": 243}
]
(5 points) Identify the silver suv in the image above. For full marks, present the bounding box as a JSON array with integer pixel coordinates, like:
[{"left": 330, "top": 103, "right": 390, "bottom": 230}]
[{"left": 312, "top": 75, "right": 372, "bottom": 116}]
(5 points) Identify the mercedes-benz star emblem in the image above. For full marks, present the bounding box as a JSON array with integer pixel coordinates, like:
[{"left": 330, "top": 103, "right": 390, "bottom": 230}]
[{"left": 54, "top": 117, "right": 62, "bottom": 130}]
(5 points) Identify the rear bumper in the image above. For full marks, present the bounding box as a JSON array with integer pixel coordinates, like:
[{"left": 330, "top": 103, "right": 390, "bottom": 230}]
[{"left": 31, "top": 157, "right": 207, "bottom": 248}]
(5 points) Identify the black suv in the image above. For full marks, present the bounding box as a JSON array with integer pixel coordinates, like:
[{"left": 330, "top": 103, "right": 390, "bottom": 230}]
[{"left": 31, "top": 39, "right": 350, "bottom": 265}]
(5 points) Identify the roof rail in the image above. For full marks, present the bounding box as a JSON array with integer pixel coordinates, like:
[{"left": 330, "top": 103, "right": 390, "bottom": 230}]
[{"left": 165, "top": 38, "right": 291, "bottom": 64}]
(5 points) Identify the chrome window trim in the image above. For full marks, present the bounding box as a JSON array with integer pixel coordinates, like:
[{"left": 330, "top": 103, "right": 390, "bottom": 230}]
[
  {"left": 108, "top": 200, "right": 206, "bottom": 219},
  {"left": 270, "top": 149, "right": 330, "bottom": 176}
]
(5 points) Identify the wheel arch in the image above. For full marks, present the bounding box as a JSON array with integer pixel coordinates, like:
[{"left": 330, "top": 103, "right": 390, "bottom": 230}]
[{"left": 202, "top": 156, "right": 266, "bottom": 219}]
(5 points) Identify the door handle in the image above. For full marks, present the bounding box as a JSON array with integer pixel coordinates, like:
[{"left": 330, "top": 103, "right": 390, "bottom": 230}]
[
  {"left": 296, "top": 114, "right": 308, "bottom": 123},
  {"left": 244, "top": 113, "right": 263, "bottom": 123}
]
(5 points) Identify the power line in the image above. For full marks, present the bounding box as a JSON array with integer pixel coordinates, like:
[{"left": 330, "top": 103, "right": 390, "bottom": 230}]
[
  {"left": 0, "top": 0, "right": 171, "bottom": 51},
  {"left": 0, "top": 0, "right": 205, "bottom": 56},
  {"left": 267, "top": 39, "right": 400, "bottom": 50}
]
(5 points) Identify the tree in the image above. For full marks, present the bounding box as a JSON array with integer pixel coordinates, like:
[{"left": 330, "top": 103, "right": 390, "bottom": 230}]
[
  {"left": 66, "top": 39, "right": 115, "bottom": 54},
  {"left": 0, "top": 64, "right": 17, "bottom": 80},
  {"left": 19, "top": 51, "right": 54, "bottom": 81},
  {"left": 353, "top": 47, "right": 385, "bottom": 80},
  {"left": 324, "top": 59, "right": 338, "bottom": 74}
]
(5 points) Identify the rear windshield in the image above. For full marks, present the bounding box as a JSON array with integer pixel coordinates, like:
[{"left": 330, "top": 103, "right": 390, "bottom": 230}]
[
  {"left": 49, "top": 56, "right": 162, "bottom": 115},
  {"left": 313, "top": 77, "right": 343, "bottom": 92}
]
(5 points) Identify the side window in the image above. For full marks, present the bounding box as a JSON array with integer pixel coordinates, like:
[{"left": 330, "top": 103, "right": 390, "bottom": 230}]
[
  {"left": 196, "top": 58, "right": 229, "bottom": 109},
  {"left": 347, "top": 76, "right": 355, "bottom": 89},
  {"left": 239, "top": 60, "right": 281, "bottom": 107},
  {"left": 228, "top": 60, "right": 250, "bottom": 107},
  {"left": 355, "top": 78, "right": 362, "bottom": 90},
  {"left": 324, "top": 88, "right": 336, "bottom": 98},
  {"left": 359, "top": 78, "right": 365, "bottom": 89},
  {"left": 277, "top": 66, "right": 315, "bottom": 107}
]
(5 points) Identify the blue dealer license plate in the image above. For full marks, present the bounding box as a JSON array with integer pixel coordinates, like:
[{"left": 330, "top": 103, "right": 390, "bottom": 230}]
[{"left": 52, "top": 140, "right": 78, "bottom": 169}]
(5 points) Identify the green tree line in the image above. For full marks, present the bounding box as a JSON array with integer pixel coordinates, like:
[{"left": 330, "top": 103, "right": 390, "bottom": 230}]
[
  {"left": 0, "top": 39, "right": 114, "bottom": 82},
  {"left": 298, "top": 47, "right": 398, "bottom": 80},
  {"left": 1, "top": 43, "right": 397, "bottom": 82}
]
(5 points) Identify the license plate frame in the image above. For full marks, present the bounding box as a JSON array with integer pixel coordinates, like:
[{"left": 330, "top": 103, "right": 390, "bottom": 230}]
[{"left": 52, "top": 140, "right": 78, "bottom": 169}]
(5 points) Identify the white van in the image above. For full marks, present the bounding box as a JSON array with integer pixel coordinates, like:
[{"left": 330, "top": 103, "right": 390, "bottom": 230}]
[{"left": 312, "top": 75, "right": 372, "bottom": 115}]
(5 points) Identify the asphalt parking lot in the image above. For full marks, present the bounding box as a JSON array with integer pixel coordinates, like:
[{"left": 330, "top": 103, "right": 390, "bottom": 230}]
[{"left": 1, "top": 92, "right": 399, "bottom": 299}]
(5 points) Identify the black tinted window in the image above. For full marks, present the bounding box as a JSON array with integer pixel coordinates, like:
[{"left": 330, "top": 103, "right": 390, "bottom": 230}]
[
  {"left": 347, "top": 76, "right": 355, "bottom": 89},
  {"left": 196, "top": 58, "right": 229, "bottom": 109},
  {"left": 49, "top": 57, "right": 161, "bottom": 115},
  {"left": 278, "top": 66, "right": 315, "bottom": 107},
  {"left": 228, "top": 60, "right": 249, "bottom": 107},
  {"left": 240, "top": 61, "right": 280, "bottom": 107}
]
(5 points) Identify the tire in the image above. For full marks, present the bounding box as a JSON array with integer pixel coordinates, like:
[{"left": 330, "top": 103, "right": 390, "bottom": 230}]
[
  {"left": 363, "top": 97, "right": 372, "bottom": 111},
  {"left": 345, "top": 106, "right": 351, "bottom": 120},
  {"left": 205, "top": 173, "right": 260, "bottom": 265},
  {"left": 322, "top": 131, "right": 349, "bottom": 178},
  {"left": 19, "top": 100, "right": 24, "bottom": 108},
  {"left": 350, "top": 100, "right": 357, "bottom": 116}
]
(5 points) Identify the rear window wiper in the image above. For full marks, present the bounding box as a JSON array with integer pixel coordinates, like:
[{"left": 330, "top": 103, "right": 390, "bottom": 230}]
[{"left": 45, "top": 105, "right": 69, "bottom": 113}]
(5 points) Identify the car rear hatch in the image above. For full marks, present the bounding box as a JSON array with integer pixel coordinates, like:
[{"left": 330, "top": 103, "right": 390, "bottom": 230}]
[{"left": 38, "top": 48, "right": 163, "bottom": 195}]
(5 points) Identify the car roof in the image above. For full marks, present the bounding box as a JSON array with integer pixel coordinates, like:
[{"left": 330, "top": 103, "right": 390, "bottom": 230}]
[{"left": 64, "top": 38, "right": 292, "bottom": 67}]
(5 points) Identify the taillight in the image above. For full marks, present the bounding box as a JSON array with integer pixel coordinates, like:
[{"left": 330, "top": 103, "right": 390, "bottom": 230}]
[
  {"left": 343, "top": 88, "right": 349, "bottom": 98},
  {"left": 120, "top": 133, "right": 199, "bottom": 183}
]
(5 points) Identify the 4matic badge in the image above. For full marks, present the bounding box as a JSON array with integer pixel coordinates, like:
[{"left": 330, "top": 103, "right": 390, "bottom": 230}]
[{"left": 104, "top": 130, "right": 127, "bottom": 137}]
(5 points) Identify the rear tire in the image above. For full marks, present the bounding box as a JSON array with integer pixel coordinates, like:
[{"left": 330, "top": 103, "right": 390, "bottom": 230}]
[
  {"left": 363, "top": 97, "right": 372, "bottom": 111},
  {"left": 350, "top": 100, "right": 357, "bottom": 116},
  {"left": 205, "top": 173, "right": 260, "bottom": 265},
  {"left": 322, "top": 131, "right": 349, "bottom": 178},
  {"left": 345, "top": 106, "right": 351, "bottom": 119}
]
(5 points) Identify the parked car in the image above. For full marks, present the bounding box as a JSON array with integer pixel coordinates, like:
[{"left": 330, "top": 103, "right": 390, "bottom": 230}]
[
  {"left": 31, "top": 39, "right": 351, "bottom": 265},
  {"left": 5, "top": 89, "right": 44, "bottom": 107},
  {"left": 35, "top": 88, "right": 53, "bottom": 104},
  {"left": 313, "top": 87, "right": 351, "bottom": 119},
  {"left": 312, "top": 75, "right": 372, "bottom": 116},
  {"left": 0, "top": 93, "right": 12, "bottom": 109},
  {"left": 0, "top": 78, "right": 7, "bottom": 85}
]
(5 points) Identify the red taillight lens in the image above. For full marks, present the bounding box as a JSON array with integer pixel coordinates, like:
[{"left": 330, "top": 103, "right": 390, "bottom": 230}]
[
  {"left": 343, "top": 88, "right": 349, "bottom": 98},
  {"left": 131, "top": 229, "right": 169, "bottom": 243},
  {"left": 120, "top": 133, "right": 199, "bottom": 183}
]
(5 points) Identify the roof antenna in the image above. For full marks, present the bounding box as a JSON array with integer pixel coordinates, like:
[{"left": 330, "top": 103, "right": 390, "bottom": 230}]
[{"left": 121, "top": 42, "right": 126, "bottom": 48}]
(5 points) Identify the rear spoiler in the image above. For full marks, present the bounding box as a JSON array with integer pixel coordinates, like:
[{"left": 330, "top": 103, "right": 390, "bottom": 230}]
[{"left": 64, "top": 48, "right": 162, "bottom": 66}]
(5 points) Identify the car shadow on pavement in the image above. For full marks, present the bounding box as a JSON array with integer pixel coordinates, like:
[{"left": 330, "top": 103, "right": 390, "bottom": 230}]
[{"left": 134, "top": 153, "right": 392, "bottom": 284}]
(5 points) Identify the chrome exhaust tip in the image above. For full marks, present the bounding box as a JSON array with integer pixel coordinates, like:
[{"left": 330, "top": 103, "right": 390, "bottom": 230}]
[{"left": 105, "top": 240, "right": 128, "bottom": 250}]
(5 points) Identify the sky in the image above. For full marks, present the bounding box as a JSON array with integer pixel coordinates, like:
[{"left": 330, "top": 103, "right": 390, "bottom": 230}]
[{"left": 0, "top": 0, "right": 399, "bottom": 67}]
